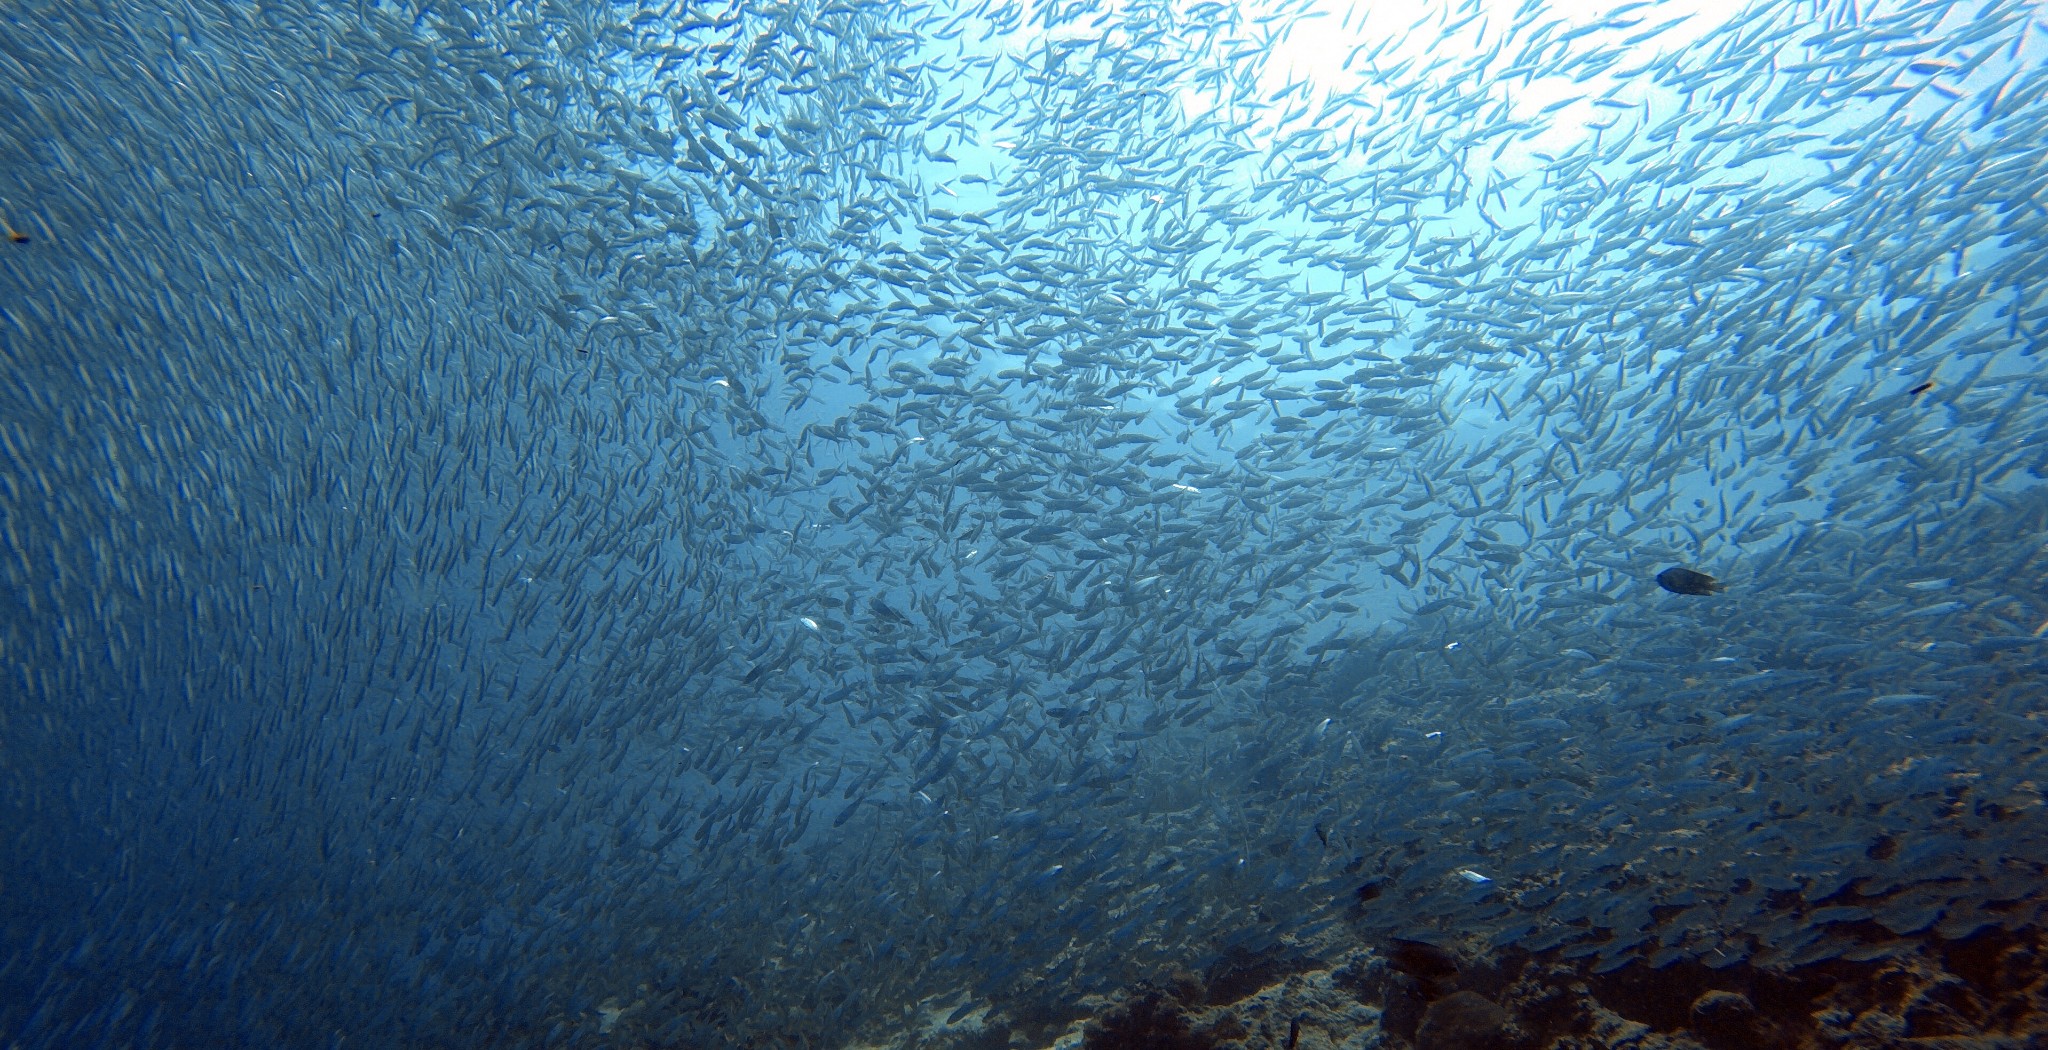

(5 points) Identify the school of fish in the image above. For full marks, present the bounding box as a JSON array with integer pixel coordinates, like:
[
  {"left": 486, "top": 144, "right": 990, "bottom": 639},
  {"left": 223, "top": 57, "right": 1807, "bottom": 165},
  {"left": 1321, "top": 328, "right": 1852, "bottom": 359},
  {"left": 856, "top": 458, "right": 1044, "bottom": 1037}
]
[{"left": 2, "top": 0, "right": 2046, "bottom": 1045}]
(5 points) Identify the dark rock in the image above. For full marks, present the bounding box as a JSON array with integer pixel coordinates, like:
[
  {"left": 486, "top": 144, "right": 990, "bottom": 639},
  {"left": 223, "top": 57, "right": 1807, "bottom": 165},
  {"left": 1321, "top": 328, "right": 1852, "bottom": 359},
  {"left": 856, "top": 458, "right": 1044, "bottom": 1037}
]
[
  {"left": 1330, "top": 957, "right": 1378, "bottom": 1003},
  {"left": 1416, "top": 990, "right": 1508, "bottom": 1050},
  {"left": 1690, "top": 989, "right": 1768, "bottom": 1050},
  {"left": 1202, "top": 946, "right": 1316, "bottom": 1006},
  {"left": 1082, "top": 991, "right": 1216, "bottom": 1050}
]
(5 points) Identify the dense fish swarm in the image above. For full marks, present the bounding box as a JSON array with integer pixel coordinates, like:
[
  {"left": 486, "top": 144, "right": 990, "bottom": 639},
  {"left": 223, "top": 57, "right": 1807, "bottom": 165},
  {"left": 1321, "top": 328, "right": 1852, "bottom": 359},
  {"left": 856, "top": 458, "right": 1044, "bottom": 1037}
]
[{"left": 3, "top": 0, "right": 2047, "bottom": 1046}]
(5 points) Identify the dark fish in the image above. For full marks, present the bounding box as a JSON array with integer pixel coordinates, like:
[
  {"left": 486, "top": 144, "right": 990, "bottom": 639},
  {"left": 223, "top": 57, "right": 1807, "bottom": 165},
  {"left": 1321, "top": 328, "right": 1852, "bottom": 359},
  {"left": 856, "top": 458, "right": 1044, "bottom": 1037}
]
[
  {"left": 1385, "top": 937, "right": 1463, "bottom": 1000},
  {"left": 1386, "top": 938, "right": 1461, "bottom": 982},
  {"left": 1657, "top": 567, "right": 1722, "bottom": 596}
]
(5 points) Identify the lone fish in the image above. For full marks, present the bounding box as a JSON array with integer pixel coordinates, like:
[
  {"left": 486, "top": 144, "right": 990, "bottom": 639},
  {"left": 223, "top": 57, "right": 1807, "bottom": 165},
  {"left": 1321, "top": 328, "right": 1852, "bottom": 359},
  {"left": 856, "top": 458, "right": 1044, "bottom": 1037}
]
[{"left": 1657, "top": 567, "right": 1722, "bottom": 596}]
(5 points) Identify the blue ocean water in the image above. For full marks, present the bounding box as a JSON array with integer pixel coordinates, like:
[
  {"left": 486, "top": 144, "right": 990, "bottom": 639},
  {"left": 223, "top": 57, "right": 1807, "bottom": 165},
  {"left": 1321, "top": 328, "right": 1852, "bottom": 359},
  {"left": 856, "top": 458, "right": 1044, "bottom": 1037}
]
[{"left": 2, "top": 0, "right": 2046, "bottom": 1046}]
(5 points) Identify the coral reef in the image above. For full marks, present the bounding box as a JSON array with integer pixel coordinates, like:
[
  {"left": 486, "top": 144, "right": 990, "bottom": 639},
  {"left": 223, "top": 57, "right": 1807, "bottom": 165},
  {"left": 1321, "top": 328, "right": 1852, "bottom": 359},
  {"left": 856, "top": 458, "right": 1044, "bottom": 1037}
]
[{"left": 879, "top": 924, "right": 2048, "bottom": 1050}]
